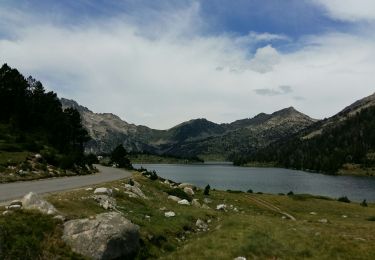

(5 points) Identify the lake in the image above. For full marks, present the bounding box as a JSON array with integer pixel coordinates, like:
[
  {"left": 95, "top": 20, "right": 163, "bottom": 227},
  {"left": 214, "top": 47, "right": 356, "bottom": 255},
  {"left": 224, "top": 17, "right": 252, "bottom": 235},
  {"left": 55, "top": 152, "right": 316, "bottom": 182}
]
[{"left": 134, "top": 163, "right": 375, "bottom": 202}]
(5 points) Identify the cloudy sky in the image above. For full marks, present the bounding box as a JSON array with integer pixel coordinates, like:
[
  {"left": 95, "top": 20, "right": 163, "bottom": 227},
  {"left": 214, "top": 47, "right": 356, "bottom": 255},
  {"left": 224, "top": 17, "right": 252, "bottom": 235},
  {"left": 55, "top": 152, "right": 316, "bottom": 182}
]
[{"left": 1, "top": 0, "right": 375, "bottom": 129}]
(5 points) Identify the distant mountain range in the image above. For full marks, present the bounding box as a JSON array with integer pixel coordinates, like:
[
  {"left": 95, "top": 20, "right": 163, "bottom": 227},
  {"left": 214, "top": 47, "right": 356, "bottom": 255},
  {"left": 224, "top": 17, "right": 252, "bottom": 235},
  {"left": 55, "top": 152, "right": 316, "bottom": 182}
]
[{"left": 60, "top": 98, "right": 316, "bottom": 160}]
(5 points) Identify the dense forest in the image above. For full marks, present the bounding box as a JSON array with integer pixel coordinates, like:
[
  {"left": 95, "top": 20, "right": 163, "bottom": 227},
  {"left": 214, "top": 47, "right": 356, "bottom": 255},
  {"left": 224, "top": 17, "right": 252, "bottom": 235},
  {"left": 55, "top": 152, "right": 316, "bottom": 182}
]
[
  {"left": 0, "top": 63, "right": 90, "bottom": 169},
  {"left": 234, "top": 106, "right": 375, "bottom": 174}
]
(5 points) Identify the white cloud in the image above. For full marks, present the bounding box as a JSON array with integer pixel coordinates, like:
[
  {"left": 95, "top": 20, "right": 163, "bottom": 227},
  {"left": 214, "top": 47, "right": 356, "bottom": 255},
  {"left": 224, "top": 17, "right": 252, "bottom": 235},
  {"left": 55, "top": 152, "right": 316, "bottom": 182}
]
[
  {"left": 0, "top": 3, "right": 375, "bottom": 129},
  {"left": 313, "top": 0, "right": 375, "bottom": 21}
]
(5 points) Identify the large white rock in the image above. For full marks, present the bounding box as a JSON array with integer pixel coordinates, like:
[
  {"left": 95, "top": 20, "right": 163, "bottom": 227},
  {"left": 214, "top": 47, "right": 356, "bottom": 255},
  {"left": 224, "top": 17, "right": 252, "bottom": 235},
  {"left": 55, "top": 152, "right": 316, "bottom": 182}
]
[
  {"left": 22, "top": 192, "right": 57, "bottom": 215},
  {"left": 183, "top": 187, "right": 195, "bottom": 196},
  {"left": 196, "top": 219, "right": 208, "bottom": 229},
  {"left": 216, "top": 204, "right": 227, "bottom": 211},
  {"left": 94, "top": 187, "right": 112, "bottom": 196},
  {"left": 164, "top": 211, "right": 176, "bottom": 218},
  {"left": 63, "top": 212, "right": 139, "bottom": 259},
  {"left": 168, "top": 195, "right": 181, "bottom": 202},
  {"left": 178, "top": 199, "right": 190, "bottom": 205},
  {"left": 178, "top": 183, "right": 194, "bottom": 189}
]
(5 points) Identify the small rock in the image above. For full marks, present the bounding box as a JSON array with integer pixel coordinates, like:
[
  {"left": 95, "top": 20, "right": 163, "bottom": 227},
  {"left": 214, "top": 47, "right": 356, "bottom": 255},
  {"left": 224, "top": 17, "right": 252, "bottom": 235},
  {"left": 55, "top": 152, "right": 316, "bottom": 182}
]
[
  {"left": 124, "top": 184, "right": 147, "bottom": 199},
  {"left": 178, "top": 183, "right": 194, "bottom": 189},
  {"left": 164, "top": 180, "right": 170, "bottom": 185},
  {"left": 310, "top": 212, "right": 317, "bottom": 215},
  {"left": 7, "top": 205, "right": 22, "bottom": 211},
  {"left": 34, "top": 153, "right": 42, "bottom": 159},
  {"left": 183, "top": 187, "right": 194, "bottom": 196},
  {"left": 94, "top": 187, "right": 112, "bottom": 196},
  {"left": 191, "top": 199, "right": 201, "bottom": 207},
  {"left": 145, "top": 215, "right": 151, "bottom": 219},
  {"left": 93, "top": 195, "right": 117, "bottom": 210},
  {"left": 354, "top": 237, "right": 366, "bottom": 242},
  {"left": 201, "top": 204, "right": 211, "bottom": 209},
  {"left": 22, "top": 192, "right": 57, "bottom": 215},
  {"left": 196, "top": 219, "right": 208, "bottom": 229},
  {"left": 318, "top": 218, "right": 328, "bottom": 224},
  {"left": 234, "top": 257, "right": 247, "bottom": 260},
  {"left": 168, "top": 195, "right": 181, "bottom": 202},
  {"left": 342, "top": 215, "right": 348, "bottom": 218},
  {"left": 159, "top": 207, "right": 167, "bottom": 211},
  {"left": 53, "top": 215, "right": 66, "bottom": 222},
  {"left": 9, "top": 200, "right": 22, "bottom": 207},
  {"left": 178, "top": 199, "right": 190, "bottom": 205},
  {"left": 2, "top": 210, "right": 11, "bottom": 216},
  {"left": 216, "top": 204, "right": 227, "bottom": 211},
  {"left": 165, "top": 211, "right": 176, "bottom": 218},
  {"left": 85, "top": 187, "right": 93, "bottom": 191},
  {"left": 203, "top": 198, "right": 212, "bottom": 204}
]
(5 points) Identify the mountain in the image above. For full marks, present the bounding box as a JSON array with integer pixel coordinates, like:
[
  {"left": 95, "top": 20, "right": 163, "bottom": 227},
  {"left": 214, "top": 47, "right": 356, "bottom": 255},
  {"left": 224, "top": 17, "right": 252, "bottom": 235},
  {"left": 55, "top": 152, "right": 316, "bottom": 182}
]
[
  {"left": 238, "top": 92, "right": 375, "bottom": 175},
  {"left": 61, "top": 98, "right": 316, "bottom": 160}
]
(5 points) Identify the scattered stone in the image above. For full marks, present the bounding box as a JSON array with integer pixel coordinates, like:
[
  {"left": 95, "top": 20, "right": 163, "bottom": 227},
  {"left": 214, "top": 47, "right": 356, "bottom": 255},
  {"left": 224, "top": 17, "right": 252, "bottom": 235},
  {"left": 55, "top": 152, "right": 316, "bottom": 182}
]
[
  {"left": 342, "top": 215, "right": 348, "bottom": 218},
  {"left": 203, "top": 198, "right": 212, "bottom": 204},
  {"left": 9, "top": 200, "right": 22, "bottom": 207},
  {"left": 183, "top": 187, "right": 195, "bottom": 196},
  {"left": 165, "top": 211, "right": 176, "bottom": 218},
  {"left": 191, "top": 199, "right": 201, "bottom": 207},
  {"left": 2, "top": 210, "right": 10, "bottom": 216},
  {"left": 145, "top": 215, "right": 151, "bottom": 220},
  {"left": 63, "top": 212, "right": 140, "bottom": 259},
  {"left": 310, "top": 212, "right": 317, "bottom": 215},
  {"left": 164, "top": 180, "right": 170, "bottom": 185},
  {"left": 7, "top": 205, "right": 22, "bottom": 211},
  {"left": 233, "top": 207, "right": 239, "bottom": 212},
  {"left": 234, "top": 257, "right": 247, "bottom": 260},
  {"left": 207, "top": 219, "right": 212, "bottom": 223},
  {"left": 124, "top": 184, "right": 147, "bottom": 199},
  {"left": 34, "top": 153, "right": 42, "bottom": 159},
  {"left": 85, "top": 187, "right": 93, "bottom": 191},
  {"left": 159, "top": 207, "right": 167, "bottom": 211},
  {"left": 124, "top": 192, "right": 138, "bottom": 198},
  {"left": 168, "top": 195, "right": 181, "bottom": 202},
  {"left": 216, "top": 204, "right": 227, "bottom": 211},
  {"left": 22, "top": 192, "right": 57, "bottom": 215},
  {"left": 354, "top": 237, "right": 366, "bottom": 242},
  {"left": 318, "top": 218, "right": 328, "bottom": 224},
  {"left": 178, "top": 183, "right": 194, "bottom": 189},
  {"left": 196, "top": 219, "right": 208, "bottom": 230},
  {"left": 93, "top": 195, "right": 117, "bottom": 210},
  {"left": 53, "top": 215, "right": 66, "bottom": 222},
  {"left": 178, "top": 199, "right": 190, "bottom": 205},
  {"left": 94, "top": 187, "right": 112, "bottom": 196}
]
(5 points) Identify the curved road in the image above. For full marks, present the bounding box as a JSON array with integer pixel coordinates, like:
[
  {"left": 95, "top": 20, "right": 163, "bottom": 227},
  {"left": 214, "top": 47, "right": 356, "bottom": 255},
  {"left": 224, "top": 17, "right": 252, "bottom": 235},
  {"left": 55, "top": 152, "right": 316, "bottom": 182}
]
[{"left": 0, "top": 165, "right": 131, "bottom": 202}]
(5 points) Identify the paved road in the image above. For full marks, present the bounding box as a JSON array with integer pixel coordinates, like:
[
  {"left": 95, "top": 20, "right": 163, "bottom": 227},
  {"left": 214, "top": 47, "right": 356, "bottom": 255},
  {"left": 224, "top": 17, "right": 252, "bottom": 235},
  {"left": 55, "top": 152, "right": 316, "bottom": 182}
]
[{"left": 0, "top": 165, "right": 131, "bottom": 202}]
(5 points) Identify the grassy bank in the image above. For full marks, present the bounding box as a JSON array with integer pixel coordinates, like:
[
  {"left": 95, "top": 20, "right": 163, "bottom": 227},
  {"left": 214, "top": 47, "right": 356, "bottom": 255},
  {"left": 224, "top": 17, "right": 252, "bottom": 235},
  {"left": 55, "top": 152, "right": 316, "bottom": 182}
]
[{"left": 1, "top": 169, "right": 375, "bottom": 259}]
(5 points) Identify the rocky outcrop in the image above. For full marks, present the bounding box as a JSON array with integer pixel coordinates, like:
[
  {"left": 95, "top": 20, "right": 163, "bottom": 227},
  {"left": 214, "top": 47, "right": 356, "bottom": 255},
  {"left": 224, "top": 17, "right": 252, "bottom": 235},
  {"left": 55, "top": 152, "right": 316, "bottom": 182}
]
[{"left": 62, "top": 212, "right": 139, "bottom": 260}]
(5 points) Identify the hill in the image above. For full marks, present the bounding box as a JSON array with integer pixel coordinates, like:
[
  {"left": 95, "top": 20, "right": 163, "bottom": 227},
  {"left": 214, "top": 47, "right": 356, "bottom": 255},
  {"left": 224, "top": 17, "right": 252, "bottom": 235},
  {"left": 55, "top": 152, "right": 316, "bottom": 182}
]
[{"left": 237, "top": 92, "right": 375, "bottom": 175}]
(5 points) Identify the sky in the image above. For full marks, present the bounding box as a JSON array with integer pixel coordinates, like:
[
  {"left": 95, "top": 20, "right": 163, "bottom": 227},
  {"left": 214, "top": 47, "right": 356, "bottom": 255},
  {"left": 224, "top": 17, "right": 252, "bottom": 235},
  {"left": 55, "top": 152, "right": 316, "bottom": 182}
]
[{"left": 1, "top": 0, "right": 375, "bottom": 129}]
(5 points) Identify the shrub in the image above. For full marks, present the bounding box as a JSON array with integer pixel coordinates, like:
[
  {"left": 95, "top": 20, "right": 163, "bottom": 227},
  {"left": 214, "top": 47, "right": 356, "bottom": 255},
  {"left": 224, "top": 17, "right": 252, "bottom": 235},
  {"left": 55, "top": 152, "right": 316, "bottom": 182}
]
[
  {"left": 287, "top": 191, "right": 294, "bottom": 196},
  {"left": 167, "top": 188, "right": 192, "bottom": 201},
  {"left": 360, "top": 199, "right": 368, "bottom": 207},
  {"left": 204, "top": 184, "right": 210, "bottom": 196},
  {"left": 337, "top": 196, "right": 351, "bottom": 203},
  {"left": 247, "top": 189, "right": 253, "bottom": 193},
  {"left": 367, "top": 216, "right": 375, "bottom": 221}
]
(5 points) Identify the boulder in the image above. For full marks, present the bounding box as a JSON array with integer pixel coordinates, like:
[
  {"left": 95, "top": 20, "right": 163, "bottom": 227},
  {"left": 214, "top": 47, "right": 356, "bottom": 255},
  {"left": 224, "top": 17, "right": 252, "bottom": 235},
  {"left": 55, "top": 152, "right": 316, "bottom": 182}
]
[
  {"left": 22, "top": 192, "right": 57, "bottom": 215},
  {"left": 94, "top": 187, "right": 112, "bottom": 196},
  {"left": 234, "top": 257, "right": 247, "bottom": 260},
  {"left": 168, "top": 195, "right": 181, "bottom": 202},
  {"left": 178, "top": 199, "right": 190, "bottom": 205},
  {"left": 164, "top": 211, "right": 176, "bottom": 218},
  {"left": 318, "top": 218, "right": 328, "bottom": 224},
  {"left": 183, "top": 187, "right": 195, "bottom": 196},
  {"left": 7, "top": 205, "right": 22, "bottom": 211},
  {"left": 9, "top": 200, "right": 22, "bottom": 207},
  {"left": 62, "top": 212, "right": 139, "bottom": 260},
  {"left": 124, "top": 184, "right": 146, "bottom": 199}
]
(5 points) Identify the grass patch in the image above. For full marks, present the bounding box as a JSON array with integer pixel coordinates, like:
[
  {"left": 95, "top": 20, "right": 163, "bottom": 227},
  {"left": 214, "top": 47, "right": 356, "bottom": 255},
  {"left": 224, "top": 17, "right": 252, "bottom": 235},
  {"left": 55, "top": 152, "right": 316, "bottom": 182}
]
[{"left": 0, "top": 210, "right": 84, "bottom": 259}]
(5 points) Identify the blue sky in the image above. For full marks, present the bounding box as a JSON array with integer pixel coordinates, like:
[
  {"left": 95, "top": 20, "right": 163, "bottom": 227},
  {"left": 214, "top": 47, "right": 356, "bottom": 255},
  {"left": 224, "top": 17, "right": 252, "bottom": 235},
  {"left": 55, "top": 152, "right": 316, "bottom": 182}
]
[{"left": 1, "top": 0, "right": 375, "bottom": 128}]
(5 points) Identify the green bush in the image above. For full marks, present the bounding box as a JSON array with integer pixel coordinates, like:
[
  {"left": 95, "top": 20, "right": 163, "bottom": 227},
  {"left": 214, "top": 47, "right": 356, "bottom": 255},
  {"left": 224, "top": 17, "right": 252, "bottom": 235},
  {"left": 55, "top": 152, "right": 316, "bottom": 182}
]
[
  {"left": 360, "top": 199, "right": 368, "bottom": 207},
  {"left": 337, "top": 196, "right": 351, "bottom": 203},
  {"left": 166, "top": 188, "right": 192, "bottom": 201},
  {"left": 204, "top": 184, "right": 210, "bottom": 196}
]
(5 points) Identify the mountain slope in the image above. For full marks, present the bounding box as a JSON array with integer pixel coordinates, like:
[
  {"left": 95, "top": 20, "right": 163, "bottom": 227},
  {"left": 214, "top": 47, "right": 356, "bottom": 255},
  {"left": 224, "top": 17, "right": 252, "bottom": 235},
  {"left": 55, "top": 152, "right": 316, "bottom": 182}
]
[
  {"left": 238, "top": 92, "right": 375, "bottom": 175},
  {"left": 61, "top": 98, "right": 317, "bottom": 160}
]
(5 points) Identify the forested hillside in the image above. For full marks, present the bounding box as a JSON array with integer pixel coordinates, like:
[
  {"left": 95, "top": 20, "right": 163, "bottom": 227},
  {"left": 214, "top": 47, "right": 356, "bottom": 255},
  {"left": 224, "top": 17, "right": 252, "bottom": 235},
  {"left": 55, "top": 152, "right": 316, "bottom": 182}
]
[{"left": 236, "top": 105, "right": 375, "bottom": 175}]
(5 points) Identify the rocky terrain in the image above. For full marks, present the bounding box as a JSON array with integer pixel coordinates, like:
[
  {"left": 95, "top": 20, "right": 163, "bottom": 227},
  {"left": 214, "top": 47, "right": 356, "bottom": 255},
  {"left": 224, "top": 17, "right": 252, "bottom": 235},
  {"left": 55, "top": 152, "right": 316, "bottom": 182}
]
[{"left": 61, "top": 99, "right": 316, "bottom": 160}]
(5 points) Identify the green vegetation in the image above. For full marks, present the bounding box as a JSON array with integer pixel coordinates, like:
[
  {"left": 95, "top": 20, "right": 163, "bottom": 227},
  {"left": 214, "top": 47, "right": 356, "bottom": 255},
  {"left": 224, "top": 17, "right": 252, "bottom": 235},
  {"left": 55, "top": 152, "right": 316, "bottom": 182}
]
[
  {"left": 110, "top": 145, "right": 132, "bottom": 168},
  {"left": 22, "top": 171, "right": 371, "bottom": 259},
  {"left": 204, "top": 184, "right": 210, "bottom": 196},
  {"left": 0, "top": 64, "right": 94, "bottom": 182},
  {"left": 0, "top": 210, "right": 84, "bottom": 259},
  {"left": 235, "top": 106, "right": 375, "bottom": 175}
]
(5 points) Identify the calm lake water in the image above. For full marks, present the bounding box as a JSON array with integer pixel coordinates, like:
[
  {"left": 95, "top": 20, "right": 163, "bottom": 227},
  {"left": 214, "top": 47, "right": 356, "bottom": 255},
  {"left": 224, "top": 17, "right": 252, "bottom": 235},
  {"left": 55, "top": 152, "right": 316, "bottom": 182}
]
[{"left": 134, "top": 163, "right": 375, "bottom": 202}]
